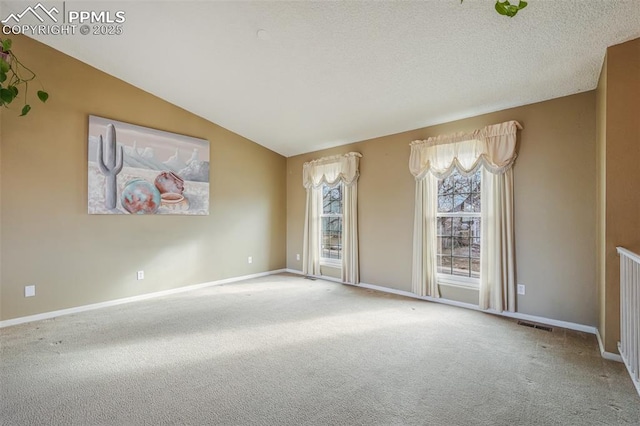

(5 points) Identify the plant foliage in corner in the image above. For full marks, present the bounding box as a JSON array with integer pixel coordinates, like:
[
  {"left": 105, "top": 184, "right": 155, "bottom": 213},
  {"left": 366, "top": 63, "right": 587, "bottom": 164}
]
[
  {"left": 461, "top": 0, "right": 528, "bottom": 18},
  {"left": 0, "top": 38, "right": 49, "bottom": 116}
]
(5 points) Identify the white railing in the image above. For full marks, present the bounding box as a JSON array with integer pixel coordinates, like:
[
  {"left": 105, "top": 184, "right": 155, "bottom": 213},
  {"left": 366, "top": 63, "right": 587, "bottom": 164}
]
[{"left": 617, "top": 246, "right": 640, "bottom": 396}]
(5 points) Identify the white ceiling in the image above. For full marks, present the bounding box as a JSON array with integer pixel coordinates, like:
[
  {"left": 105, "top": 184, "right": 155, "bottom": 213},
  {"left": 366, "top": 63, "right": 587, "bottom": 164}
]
[{"left": 4, "top": 1, "right": 640, "bottom": 156}]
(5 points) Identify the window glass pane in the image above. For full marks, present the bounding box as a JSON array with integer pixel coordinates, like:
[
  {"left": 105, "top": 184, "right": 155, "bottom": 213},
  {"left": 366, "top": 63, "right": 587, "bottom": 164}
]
[
  {"left": 471, "top": 169, "right": 482, "bottom": 190},
  {"left": 437, "top": 255, "right": 452, "bottom": 274},
  {"left": 452, "top": 257, "right": 471, "bottom": 277},
  {"left": 437, "top": 217, "right": 452, "bottom": 236},
  {"left": 471, "top": 237, "right": 481, "bottom": 258},
  {"left": 438, "top": 175, "right": 454, "bottom": 195},
  {"left": 464, "top": 194, "right": 481, "bottom": 212},
  {"left": 453, "top": 193, "right": 469, "bottom": 212},
  {"left": 437, "top": 237, "right": 452, "bottom": 255},
  {"left": 322, "top": 184, "right": 342, "bottom": 214},
  {"left": 452, "top": 237, "right": 470, "bottom": 257},
  {"left": 454, "top": 176, "right": 471, "bottom": 193},
  {"left": 463, "top": 193, "right": 481, "bottom": 212},
  {"left": 471, "top": 259, "right": 480, "bottom": 278},
  {"left": 469, "top": 218, "right": 481, "bottom": 238},
  {"left": 321, "top": 216, "right": 342, "bottom": 260},
  {"left": 436, "top": 169, "right": 482, "bottom": 280},
  {"left": 438, "top": 195, "right": 453, "bottom": 212},
  {"left": 452, "top": 217, "right": 464, "bottom": 234}
]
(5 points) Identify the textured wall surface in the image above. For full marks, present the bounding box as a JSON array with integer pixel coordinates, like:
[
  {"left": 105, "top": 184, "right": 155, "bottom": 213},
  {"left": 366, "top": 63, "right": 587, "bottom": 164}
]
[
  {"left": 0, "top": 35, "right": 287, "bottom": 321},
  {"left": 287, "top": 92, "right": 597, "bottom": 326}
]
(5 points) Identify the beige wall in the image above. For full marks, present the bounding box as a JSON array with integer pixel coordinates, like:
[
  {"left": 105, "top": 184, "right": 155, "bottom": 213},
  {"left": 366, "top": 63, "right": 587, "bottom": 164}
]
[
  {"left": 287, "top": 92, "right": 597, "bottom": 326},
  {"left": 0, "top": 35, "right": 286, "bottom": 321},
  {"left": 598, "top": 38, "right": 640, "bottom": 352}
]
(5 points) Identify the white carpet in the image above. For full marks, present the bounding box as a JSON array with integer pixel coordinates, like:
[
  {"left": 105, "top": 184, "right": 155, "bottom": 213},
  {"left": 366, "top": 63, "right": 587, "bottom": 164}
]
[{"left": 1, "top": 273, "right": 638, "bottom": 425}]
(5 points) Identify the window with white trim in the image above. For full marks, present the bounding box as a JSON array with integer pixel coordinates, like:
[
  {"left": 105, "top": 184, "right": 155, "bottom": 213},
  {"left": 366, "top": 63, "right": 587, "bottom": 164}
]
[
  {"left": 436, "top": 169, "right": 481, "bottom": 285},
  {"left": 321, "top": 183, "right": 343, "bottom": 263}
]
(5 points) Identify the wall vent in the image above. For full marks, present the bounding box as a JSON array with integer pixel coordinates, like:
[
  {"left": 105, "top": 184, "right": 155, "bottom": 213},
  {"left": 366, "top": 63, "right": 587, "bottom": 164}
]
[{"left": 518, "top": 321, "right": 553, "bottom": 332}]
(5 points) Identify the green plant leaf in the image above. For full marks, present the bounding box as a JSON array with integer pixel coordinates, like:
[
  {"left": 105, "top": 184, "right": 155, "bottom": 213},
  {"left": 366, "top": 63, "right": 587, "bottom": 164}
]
[
  {"left": 495, "top": 0, "right": 525, "bottom": 17},
  {"left": 1, "top": 39, "right": 11, "bottom": 52},
  {"left": 20, "top": 104, "right": 31, "bottom": 116},
  {"left": 8, "top": 85, "right": 18, "bottom": 97},
  {"left": 0, "top": 58, "right": 9, "bottom": 73},
  {"left": 37, "top": 90, "right": 48, "bottom": 103},
  {"left": 495, "top": 1, "right": 509, "bottom": 16},
  {"left": 0, "top": 71, "right": 6, "bottom": 83},
  {"left": 0, "top": 88, "right": 14, "bottom": 103}
]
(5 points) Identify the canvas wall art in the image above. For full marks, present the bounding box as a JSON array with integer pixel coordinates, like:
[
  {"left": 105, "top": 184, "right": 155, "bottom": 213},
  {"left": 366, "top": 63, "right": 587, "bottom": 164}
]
[{"left": 88, "top": 116, "right": 210, "bottom": 215}]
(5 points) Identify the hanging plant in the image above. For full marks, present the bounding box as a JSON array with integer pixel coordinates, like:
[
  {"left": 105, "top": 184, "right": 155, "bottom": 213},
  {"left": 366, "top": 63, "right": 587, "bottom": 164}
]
[
  {"left": 494, "top": 0, "right": 528, "bottom": 17},
  {"left": 461, "top": 0, "right": 528, "bottom": 18},
  {"left": 0, "top": 38, "right": 49, "bottom": 116}
]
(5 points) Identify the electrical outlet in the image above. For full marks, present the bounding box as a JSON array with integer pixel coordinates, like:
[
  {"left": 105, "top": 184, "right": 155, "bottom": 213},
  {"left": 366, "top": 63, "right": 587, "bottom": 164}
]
[
  {"left": 296, "top": 254, "right": 300, "bottom": 261},
  {"left": 137, "top": 270, "right": 144, "bottom": 280},
  {"left": 517, "top": 284, "right": 525, "bottom": 295},
  {"left": 25, "top": 285, "right": 36, "bottom": 297},
  {"left": 248, "top": 256, "right": 252, "bottom": 264}
]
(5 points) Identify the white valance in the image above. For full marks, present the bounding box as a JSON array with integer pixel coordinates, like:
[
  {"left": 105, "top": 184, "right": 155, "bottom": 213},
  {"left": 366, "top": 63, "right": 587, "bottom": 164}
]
[
  {"left": 409, "top": 121, "right": 522, "bottom": 179},
  {"left": 303, "top": 152, "right": 362, "bottom": 189}
]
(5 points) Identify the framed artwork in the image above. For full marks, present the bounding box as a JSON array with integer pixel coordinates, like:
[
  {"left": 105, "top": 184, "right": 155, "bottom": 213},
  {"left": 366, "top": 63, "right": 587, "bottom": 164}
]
[{"left": 88, "top": 115, "right": 210, "bottom": 215}]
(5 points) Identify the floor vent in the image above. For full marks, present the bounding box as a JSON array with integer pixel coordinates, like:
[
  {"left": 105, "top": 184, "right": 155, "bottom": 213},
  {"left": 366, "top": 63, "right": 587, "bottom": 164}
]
[
  {"left": 304, "top": 276, "right": 317, "bottom": 281},
  {"left": 518, "top": 321, "right": 553, "bottom": 332}
]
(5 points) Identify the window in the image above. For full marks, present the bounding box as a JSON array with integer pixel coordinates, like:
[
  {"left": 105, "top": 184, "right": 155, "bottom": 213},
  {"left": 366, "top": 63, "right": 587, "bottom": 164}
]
[
  {"left": 321, "top": 183, "right": 343, "bottom": 263},
  {"left": 436, "top": 169, "right": 481, "bottom": 285}
]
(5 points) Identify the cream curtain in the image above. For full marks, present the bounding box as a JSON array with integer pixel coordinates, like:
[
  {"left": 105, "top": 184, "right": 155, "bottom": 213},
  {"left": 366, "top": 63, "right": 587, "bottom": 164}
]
[
  {"left": 480, "top": 168, "right": 516, "bottom": 311},
  {"left": 411, "top": 174, "right": 439, "bottom": 297},
  {"left": 409, "top": 121, "right": 521, "bottom": 310},
  {"left": 302, "top": 188, "right": 321, "bottom": 276},
  {"left": 302, "top": 152, "right": 362, "bottom": 284}
]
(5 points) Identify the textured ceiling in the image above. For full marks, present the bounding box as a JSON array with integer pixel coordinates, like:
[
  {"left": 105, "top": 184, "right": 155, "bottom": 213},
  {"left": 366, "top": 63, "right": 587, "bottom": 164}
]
[{"left": 3, "top": 1, "right": 640, "bottom": 156}]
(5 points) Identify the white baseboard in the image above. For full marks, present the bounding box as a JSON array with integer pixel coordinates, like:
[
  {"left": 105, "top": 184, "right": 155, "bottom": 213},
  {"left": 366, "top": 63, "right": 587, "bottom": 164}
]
[
  {"left": 285, "top": 269, "right": 603, "bottom": 339},
  {"left": 356, "top": 281, "right": 598, "bottom": 335},
  {"left": 289, "top": 274, "right": 625, "bottom": 365},
  {"left": 0, "top": 269, "right": 287, "bottom": 329},
  {"left": 597, "top": 329, "right": 623, "bottom": 362},
  {"left": 498, "top": 311, "right": 597, "bottom": 335}
]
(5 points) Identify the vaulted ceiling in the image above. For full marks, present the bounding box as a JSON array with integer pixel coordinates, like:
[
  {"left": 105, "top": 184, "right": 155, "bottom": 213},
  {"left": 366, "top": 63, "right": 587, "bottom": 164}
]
[{"left": 4, "top": 1, "right": 640, "bottom": 156}]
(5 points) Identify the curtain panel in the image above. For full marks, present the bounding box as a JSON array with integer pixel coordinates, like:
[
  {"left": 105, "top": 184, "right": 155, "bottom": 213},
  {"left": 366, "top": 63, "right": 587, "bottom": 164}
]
[
  {"left": 302, "top": 152, "right": 362, "bottom": 284},
  {"left": 409, "top": 121, "right": 521, "bottom": 311}
]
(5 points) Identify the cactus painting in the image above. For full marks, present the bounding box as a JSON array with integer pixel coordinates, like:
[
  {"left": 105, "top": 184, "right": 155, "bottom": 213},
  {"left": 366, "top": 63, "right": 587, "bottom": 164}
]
[
  {"left": 88, "top": 115, "right": 210, "bottom": 215},
  {"left": 97, "top": 124, "right": 124, "bottom": 209}
]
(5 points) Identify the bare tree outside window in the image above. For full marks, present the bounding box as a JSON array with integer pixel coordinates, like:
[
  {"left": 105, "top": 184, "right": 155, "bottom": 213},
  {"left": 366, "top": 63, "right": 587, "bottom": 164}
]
[{"left": 437, "top": 169, "right": 481, "bottom": 279}]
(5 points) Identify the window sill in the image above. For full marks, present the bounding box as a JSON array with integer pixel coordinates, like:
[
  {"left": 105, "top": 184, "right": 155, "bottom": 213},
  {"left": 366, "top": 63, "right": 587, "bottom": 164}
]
[
  {"left": 320, "top": 260, "right": 342, "bottom": 269},
  {"left": 437, "top": 275, "right": 479, "bottom": 290}
]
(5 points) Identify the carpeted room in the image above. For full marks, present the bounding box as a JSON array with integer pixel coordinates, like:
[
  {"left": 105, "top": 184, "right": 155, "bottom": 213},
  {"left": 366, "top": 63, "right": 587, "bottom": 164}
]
[
  {"left": 2, "top": 274, "right": 640, "bottom": 425},
  {"left": 1, "top": 1, "right": 640, "bottom": 425}
]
